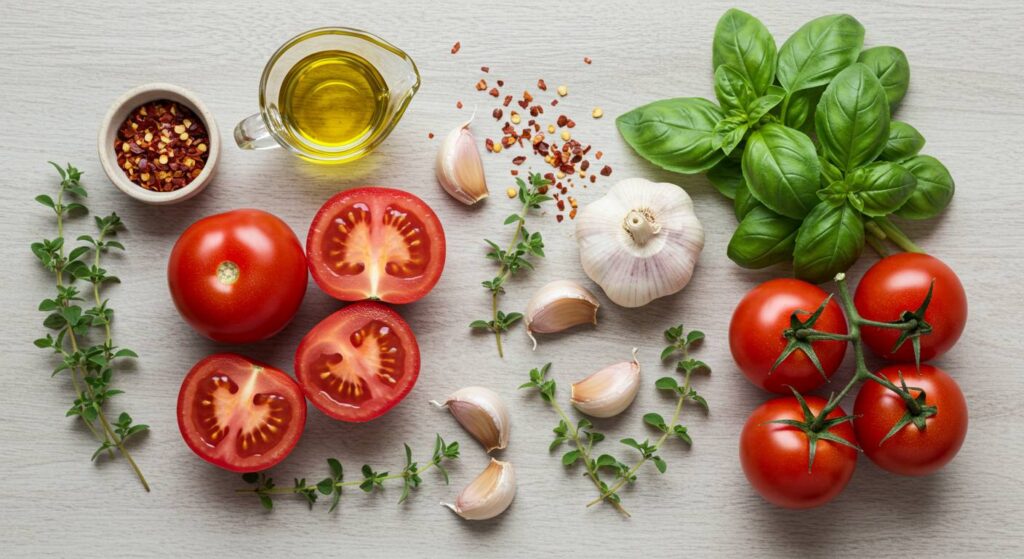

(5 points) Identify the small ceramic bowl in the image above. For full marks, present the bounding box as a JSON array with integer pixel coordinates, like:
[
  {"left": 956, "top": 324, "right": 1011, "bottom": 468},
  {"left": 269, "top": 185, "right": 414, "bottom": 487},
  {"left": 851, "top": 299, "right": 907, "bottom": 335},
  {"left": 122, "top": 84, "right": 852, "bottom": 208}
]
[{"left": 98, "top": 83, "right": 220, "bottom": 204}]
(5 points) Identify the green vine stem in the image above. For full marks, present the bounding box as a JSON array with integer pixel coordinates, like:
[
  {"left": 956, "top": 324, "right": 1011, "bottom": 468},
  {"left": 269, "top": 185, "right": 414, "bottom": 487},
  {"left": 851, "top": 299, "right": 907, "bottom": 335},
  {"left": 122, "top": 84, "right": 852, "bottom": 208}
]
[{"left": 873, "top": 216, "right": 924, "bottom": 254}]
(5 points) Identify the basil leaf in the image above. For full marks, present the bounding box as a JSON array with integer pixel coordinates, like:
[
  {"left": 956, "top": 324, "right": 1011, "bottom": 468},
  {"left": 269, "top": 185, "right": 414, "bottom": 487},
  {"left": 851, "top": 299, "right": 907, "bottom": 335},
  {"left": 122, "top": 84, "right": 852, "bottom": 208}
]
[
  {"left": 893, "top": 155, "right": 955, "bottom": 220},
  {"left": 819, "top": 156, "right": 844, "bottom": 186},
  {"left": 734, "top": 182, "right": 762, "bottom": 220},
  {"left": 880, "top": 121, "right": 925, "bottom": 162},
  {"left": 846, "top": 162, "right": 917, "bottom": 217},
  {"left": 714, "top": 65, "right": 757, "bottom": 112},
  {"left": 713, "top": 116, "right": 748, "bottom": 156},
  {"left": 727, "top": 206, "right": 801, "bottom": 269},
  {"left": 712, "top": 8, "right": 778, "bottom": 95},
  {"left": 746, "top": 85, "right": 785, "bottom": 122},
  {"left": 742, "top": 124, "right": 822, "bottom": 219},
  {"left": 816, "top": 63, "right": 890, "bottom": 171},
  {"left": 777, "top": 14, "right": 865, "bottom": 93},
  {"left": 708, "top": 154, "right": 744, "bottom": 200},
  {"left": 616, "top": 97, "right": 725, "bottom": 174},
  {"left": 782, "top": 87, "right": 823, "bottom": 131},
  {"left": 817, "top": 180, "right": 851, "bottom": 207},
  {"left": 793, "top": 201, "right": 865, "bottom": 283},
  {"left": 858, "top": 46, "right": 910, "bottom": 108}
]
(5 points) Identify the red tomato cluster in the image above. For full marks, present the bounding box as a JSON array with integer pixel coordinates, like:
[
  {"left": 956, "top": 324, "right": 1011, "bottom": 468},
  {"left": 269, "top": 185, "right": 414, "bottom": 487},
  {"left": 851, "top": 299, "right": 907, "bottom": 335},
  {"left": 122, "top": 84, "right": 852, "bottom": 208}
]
[
  {"left": 731, "top": 254, "right": 968, "bottom": 509},
  {"left": 169, "top": 188, "right": 445, "bottom": 472}
]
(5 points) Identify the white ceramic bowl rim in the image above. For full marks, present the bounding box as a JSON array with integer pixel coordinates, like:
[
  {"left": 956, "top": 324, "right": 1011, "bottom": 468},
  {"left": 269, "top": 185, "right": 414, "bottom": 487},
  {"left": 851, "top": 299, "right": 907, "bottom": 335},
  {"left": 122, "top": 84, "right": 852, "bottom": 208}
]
[{"left": 97, "top": 82, "right": 220, "bottom": 205}]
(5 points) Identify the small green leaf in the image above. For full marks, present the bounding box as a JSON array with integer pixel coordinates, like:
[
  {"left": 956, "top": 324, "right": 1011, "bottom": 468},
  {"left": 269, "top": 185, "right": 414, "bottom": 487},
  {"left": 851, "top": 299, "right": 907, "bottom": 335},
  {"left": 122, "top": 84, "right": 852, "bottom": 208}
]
[
  {"left": 652, "top": 456, "right": 668, "bottom": 474},
  {"left": 562, "top": 450, "right": 581, "bottom": 466},
  {"left": 35, "top": 194, "right": 56, "bottom": 209},
  {"left": 655, "top": 377, "right": 678, "bottom": 391},
  {"left": 643, "top": 413, "right": 667, "bottom": 432},
  {"left": 317, "top": 478, "right": 335, "bottom": 495},
  {"left": 259, "top": 495, "right": 273, "bottom": 510}
]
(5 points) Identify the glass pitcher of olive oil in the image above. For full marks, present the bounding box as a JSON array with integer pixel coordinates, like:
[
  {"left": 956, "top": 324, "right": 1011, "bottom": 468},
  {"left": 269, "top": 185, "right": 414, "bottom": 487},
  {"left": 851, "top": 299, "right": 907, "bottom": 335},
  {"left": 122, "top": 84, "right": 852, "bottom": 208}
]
[{"left": 235, "top": 28, "right": 420, "bottom": 164}]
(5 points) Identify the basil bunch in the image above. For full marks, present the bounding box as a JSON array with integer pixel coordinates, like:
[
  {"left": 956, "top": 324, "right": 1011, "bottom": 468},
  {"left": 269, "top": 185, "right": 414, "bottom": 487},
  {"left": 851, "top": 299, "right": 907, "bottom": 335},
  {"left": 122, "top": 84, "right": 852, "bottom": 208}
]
[{"left": 617, "top": 9, "right": 954, "bottom": 282}]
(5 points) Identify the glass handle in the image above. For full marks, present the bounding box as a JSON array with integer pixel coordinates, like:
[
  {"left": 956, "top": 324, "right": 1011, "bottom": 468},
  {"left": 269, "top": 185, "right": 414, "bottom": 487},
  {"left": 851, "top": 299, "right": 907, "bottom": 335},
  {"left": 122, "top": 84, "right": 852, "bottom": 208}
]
[{"left": 234, "top": 113, "right": 279, "bottom": 150}]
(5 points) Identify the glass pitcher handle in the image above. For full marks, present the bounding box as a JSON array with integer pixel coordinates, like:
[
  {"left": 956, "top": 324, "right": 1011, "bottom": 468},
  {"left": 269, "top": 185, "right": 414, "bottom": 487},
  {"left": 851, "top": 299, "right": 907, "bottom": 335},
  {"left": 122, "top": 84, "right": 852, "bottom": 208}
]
[{"left": 234, "top": 113, "right": 280, "bottom": 150}]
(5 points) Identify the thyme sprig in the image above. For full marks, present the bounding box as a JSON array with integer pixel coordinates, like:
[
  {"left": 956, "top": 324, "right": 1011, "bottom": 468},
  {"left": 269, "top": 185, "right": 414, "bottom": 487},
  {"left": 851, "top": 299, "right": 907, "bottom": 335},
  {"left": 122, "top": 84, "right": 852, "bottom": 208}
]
[
  {"left": 520, "top": 328, "right": 710, "bottom": 517},
  {"left": 31, "top": 162, "right": 149, "bottom": 491},
  {"left": 239, "top": 435, "right": 461, "bottom": 511},
  {"left": 470, "top": 172, "right": 552, "bottom": 357}
]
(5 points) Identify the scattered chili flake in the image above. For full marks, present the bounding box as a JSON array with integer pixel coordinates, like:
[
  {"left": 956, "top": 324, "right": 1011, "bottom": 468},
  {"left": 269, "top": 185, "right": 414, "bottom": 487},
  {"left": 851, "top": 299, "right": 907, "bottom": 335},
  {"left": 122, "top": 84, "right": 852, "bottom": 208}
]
[
  {"left": 512, "top": 156, "right": 526, "bottom": 165},
  {"left": 485, "top": 138, "right": 495, "bottom": 152},
  {"left": 451, "top": 41, "right": 461, "bottom": 54},
  {"left": 537, "top": 79, "right": 548, "bottom": 91},
  {"left": 114, "top": 100, "right": 208, "bottom": 192},
  {"left": 584, "top": 56, "right": 592, "bottom": 65},
  {"left": 503, "top": 95, "right": 513, "bottom": 107},
  {"left": 489, "top": 88, "right": 500, "bottom": 97},
  {"left": 428, "top": 132, "right": 435, "bottom": 139},
  {"left": 595, "top": 151, "right": 603, "bottom": 159},
  {"left": 481, "top": 66, "right": 490, "bottom": 73},
  {"left": 557, "top": 115, "right": 568, "bottom": 127},
  {"left": 592, "top": 107, "right": 604, "bottom": 118},
  {"left": 497, "top": 80, "right": 504, "bottom": 87},
  {"left": 551, "top": 99, "right": 559, "bottom": 106},
  {"left": 492, "top": 108, "right": 503, "bottom": 120},
  {"left": 600, "top": 165, "right": 612, "bottom": 176},
  {"left": 476, "top": 79, "right": 488, "bottom": 91},
  {"left": 556, "top": 214, "right": 564, "bottom": 222},
  {"left": 456, "top": 100, "right": 463, "bottom": 109}
]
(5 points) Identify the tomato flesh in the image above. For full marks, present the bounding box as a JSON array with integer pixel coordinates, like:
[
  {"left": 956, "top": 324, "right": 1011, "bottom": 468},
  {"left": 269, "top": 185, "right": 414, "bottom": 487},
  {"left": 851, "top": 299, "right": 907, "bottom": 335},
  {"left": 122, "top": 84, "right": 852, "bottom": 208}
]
[
  {"left": 855, "top": 253, "right": 967, "bottom": 362},
  {"left": 854, "top": 364, "right": 968, "bottom": 476},
  {"left": 295, "top": 302, "right": 419, "bottom": 422},
  {"left": 740, "top": 396, "right": 857, "bottom": 509},
  {"left": 177, "top": 354, "right": 306, "bottom": 472},
  {"left": 308, "top": 188, "right": 445, "bottom": 304},
  {"left": 730, "top": 278, "right": 848, "bottom": 394}
]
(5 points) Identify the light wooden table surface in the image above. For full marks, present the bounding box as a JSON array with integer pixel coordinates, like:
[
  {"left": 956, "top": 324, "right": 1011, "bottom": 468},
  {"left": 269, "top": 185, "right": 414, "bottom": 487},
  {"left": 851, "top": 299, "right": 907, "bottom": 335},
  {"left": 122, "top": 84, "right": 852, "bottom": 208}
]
[{"left": 2, "top": 1, "right": 1022, "bottom": 557}]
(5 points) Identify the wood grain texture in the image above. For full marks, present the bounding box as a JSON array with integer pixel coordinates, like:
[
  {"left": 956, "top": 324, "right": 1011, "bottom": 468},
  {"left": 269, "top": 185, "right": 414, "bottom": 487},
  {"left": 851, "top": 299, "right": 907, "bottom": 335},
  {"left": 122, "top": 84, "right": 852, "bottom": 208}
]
[{"left": 2, "top": 0, "right": 1023, "bottom": 556}]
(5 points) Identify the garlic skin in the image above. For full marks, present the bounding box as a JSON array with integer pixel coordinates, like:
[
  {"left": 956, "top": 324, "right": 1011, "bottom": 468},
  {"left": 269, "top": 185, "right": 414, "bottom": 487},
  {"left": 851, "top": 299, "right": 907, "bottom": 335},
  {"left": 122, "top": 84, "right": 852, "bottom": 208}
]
[
  {"left": 525, "top": 279, "right": 600, "bottom": 349},
  {"left": 444, "top": 458, "right": 516, "bottom": 520},
  {"left": 570, "top": 348, "right": 641, "bottom": 418},
  {"left": 433, "top": 387, "right": 510, "bottom": 453},
  {"left": 575, "top": 178, "right": 704, "bottom": 307},
  {"left": 436, "top": 118, "right": 489, "bottom": 205}
]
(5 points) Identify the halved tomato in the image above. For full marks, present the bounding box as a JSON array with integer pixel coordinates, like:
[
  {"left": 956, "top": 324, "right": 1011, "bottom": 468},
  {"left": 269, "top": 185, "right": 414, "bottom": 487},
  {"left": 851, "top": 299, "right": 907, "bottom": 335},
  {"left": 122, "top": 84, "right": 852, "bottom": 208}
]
[
  {"left": 307, "top": 187, "right": 446, "bottom": 304},
  {"left": 295, "top": 302, "right": 420, "bottom": 422},
  {"left": 177, "top": 353, "right": 306, "bottom": 472}
]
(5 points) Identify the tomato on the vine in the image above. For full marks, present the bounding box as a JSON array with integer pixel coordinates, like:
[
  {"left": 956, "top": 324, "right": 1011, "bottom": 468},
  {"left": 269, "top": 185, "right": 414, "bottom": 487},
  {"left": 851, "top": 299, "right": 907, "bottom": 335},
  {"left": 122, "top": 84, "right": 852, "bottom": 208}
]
[
  {"left": 739, "top": 396, "right": 858, "bottom": 509},
  {"left": 295, "top": 302, "right": 420, "bottom": 422},
  {"left": 854, "top": 364, "right": 968, "bottom": 476},
  {"left": 177, "top": 353, "right": 307, "bottom": 473},
  {"left": 167, "top": 209, "right": 308, "bottom": 343},
  {"left": 730, "top": 278, "right": 848, "bottom": 394},
  {"left": 306, "top": 187, "right": 445, "bottom": 304},
  {"left": 855, "top": 253, "right": 967, "bottom": 362}
]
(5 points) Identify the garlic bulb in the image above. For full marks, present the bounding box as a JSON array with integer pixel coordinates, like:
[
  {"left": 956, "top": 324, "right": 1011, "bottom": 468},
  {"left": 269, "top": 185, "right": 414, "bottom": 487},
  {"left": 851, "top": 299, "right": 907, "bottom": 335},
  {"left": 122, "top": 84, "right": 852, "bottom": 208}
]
[
  {"left": 436, "top": 118, "right": 489, "bottom": 205},
  {"left": 432, "top": 387, "right": 510, "bottom": 453},
  {"left": 570, "top": 348, "right": 641, "bottom": 418},
  {"left": 575, "top": 178, "right": 704, "bottom": 307},
  {"left": 525, "top": 279, "right": 600, "bottom": 349},
  {"left": 444, "top": 458, "right": 516, "bottom": 520}
]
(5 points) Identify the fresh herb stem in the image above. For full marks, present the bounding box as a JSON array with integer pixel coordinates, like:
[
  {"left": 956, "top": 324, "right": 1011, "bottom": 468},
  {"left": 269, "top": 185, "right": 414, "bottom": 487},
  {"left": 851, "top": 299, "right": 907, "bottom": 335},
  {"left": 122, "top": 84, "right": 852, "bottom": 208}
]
[
  {"left": 865, "top": 234, "right": 891, "bottom": 258},
  {"left": 470, "top": 172, "right": 552, "bottom": 357},
  {"left": 32, "top": 162, "right": 149, "bottom": 491},
  {"left": 873, "top": 216, "right": 924, "bottom": 253}
]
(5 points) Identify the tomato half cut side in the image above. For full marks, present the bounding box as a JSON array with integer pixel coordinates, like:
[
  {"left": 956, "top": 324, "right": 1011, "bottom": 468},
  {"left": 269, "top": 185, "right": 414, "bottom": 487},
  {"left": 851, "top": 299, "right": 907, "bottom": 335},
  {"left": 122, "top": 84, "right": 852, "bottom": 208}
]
[
  {"left": 295, "top": 302, "right": 420, "bottom": 422},
  {"left": 307, "top": 187, "right": 446, "bottom": 304},
  {"left": 177, "top": 353, "right": 307, "bottom": 473}
]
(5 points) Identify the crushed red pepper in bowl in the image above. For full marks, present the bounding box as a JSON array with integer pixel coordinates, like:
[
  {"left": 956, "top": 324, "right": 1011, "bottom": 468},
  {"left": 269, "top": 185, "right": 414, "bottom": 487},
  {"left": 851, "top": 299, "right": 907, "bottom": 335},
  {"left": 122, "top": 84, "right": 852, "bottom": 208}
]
[{"left": 115, "top": 100, "right": 209, "bottom": 192}]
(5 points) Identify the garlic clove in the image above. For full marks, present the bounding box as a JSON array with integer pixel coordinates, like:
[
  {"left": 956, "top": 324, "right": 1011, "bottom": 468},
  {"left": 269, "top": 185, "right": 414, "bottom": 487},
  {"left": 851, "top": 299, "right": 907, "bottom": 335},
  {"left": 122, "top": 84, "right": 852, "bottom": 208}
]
[
  {"left": 570, "top": 348, "right": 641, "bottom": 418},
  {"left": 433, "top": 387, "right": 510, "bottom": 453},
  {"left": 436, "top": 118, "right": 489, "bottom": 205},
  {"left": 443, "top": 458, "right": 516, "bottom": 520},
  {"left": 525, "top": 279, "right": 600, "bottom": 349},
  {"left": 575, "top": 178, "right": 705, "bottom": 308}
]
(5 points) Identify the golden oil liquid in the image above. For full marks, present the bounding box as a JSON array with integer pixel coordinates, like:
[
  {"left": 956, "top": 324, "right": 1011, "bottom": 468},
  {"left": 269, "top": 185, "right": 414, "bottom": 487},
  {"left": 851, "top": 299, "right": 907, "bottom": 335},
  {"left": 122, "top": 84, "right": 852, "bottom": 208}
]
[{"left": 279, "top": 50, "right": 390, "bottom": 150}]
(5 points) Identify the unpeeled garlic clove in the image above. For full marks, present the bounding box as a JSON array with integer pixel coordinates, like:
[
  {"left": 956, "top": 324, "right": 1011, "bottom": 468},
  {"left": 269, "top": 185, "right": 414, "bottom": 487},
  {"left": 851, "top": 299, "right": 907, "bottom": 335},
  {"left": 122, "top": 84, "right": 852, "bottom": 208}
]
[
  {"left": 525, "top": 279, "right": 600, "bottom": 349},
  {"left": 443, "top": 458, "right": 516, "bottom": 520},
  {"left": 436, "top": 118, "right": 489, "bottom": 205},
  {"left": 433, "top": 387, "right": 510, "bottom": 453},
  {"left": 570, "top": 348, "right": 641, "bottom": 418}
]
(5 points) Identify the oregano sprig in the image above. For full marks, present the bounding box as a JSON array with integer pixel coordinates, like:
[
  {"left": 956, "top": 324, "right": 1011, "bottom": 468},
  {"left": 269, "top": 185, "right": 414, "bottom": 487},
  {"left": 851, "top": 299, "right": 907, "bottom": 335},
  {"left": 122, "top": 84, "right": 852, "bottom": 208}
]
[
  {"left": 470, "top": 172, "right": 552, "bottom": 357},
  {"left": 239, "top": 435, "right": 461, "bottom": 511},
  {"left": 32, "top": 162, "right": 149, "bottom": 491}
]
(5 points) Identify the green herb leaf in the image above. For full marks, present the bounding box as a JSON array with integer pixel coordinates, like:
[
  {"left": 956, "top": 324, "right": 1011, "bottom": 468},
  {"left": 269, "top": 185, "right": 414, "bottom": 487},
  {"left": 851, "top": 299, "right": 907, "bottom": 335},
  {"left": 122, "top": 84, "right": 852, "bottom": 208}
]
[
  {"left": 815, "top": 63, "right": 890, "bottom": 172},
  {"left": 616, "top": 98, "right": 725, "bottom": 174},
  {"left": 777, "top": 14, "right": 865, "bottom": 93},
  {"left": 793, "top": 201, "right": 865, "bottom": 283},
  {"left": 712, "top": 8, "right": 778, "bottom": 95},
  {"left": 727, "top": 206, "right": 801, "bottom": 269},
  {"left": 707, "top": 155, "right": 744, "bottom": 200},
  {"left": 892, "top": 155, "right": 955, "bottom": 220},
  {"left": 879, "top": 121, "right": 926, "bottom": 162},
  {"left": 742, "top": 124, "right": 822, "bottom": 219},
  {"left": 858, "top": 46, "right": 910, "bottom": 108},
  {"left": 845, "top": 161, "right": 917, "bottom": 217}
]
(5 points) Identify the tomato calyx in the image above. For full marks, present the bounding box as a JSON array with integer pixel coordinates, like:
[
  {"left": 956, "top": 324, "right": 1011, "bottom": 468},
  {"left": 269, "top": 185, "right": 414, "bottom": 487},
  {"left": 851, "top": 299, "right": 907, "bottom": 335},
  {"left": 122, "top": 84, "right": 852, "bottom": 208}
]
[
  {"left": 872, "top": 280, "right": 935, "bottom": 372},
  {"left": 770, "top": 294, "right": 849, "bottom": 380},
  {"left": 876, "top": 369, "right": 939, "bottom": 445},
  {"left": 766, "top": 388, "right": 860, "bottom": 472}
]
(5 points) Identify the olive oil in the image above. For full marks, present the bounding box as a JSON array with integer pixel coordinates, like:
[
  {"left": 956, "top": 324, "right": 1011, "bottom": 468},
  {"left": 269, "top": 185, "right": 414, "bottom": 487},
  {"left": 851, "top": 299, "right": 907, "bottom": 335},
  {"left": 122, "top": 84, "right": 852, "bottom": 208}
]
[{"left": 278, "top": 50, "right": 390, "bottom": 149}]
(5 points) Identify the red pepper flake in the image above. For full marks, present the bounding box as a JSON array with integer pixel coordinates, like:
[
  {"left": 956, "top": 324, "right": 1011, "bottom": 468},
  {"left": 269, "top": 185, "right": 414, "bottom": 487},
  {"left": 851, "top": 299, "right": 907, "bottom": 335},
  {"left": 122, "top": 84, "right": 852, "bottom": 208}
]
[
  {"left": 523, "top": 90, "right": 534, "bottom": 103},
  {"left": 584, "top": 56, "right": 592, "bottom": 65},
  {"left": 475, "top": 79, "right": 488, "bottom": 91},
  {"left": 590, "top": 175, "right": 597, "bottom": 183},
  {"left": 556, "top": 199, "right": 566, "bottom": 211},
  {"left": 503, "top": 95, "right": 513, "bottom": 107},
  {"left": 551, "top": 99, "right": 559, "bottom": 106},
  {"left": 497, "top": 80, "right": 504, "bottom": 87},
  {"left": 537, "top": 79, "right": 548, "bottom": 91},
  {"left": 581, "top": 160, "right": 590, "bottom": 171},
  {"left": 556, "top": 115, "right": 568, "bottom": 127},
  {"left": 114, "top": 100, "right": 209, "bottom": 192},
  {"left": 510, "top": 170, "right": 519, "bottom": 176},
  {"left": 487, "top": 88, "right": 498, "bottom": 97},
  {"left": 451, "top": 41, "right": 461, "bottom": 54},
  {"left": 456, "top": 100, "right": 463, "bottom": 109},
  {"left": 481, "top": 66, "right": 490, "bottom": 73},
  {"left": 485, "top": 138, "right": 495, "bottom": 152},
  {"left": 556, "top": 214, "right": 564, "bottom": 223},
  {"left": 567, "top": 119, "right": 576, "bottom": 128},
  {"left": 600, "top": 165, "right": 613, "bottom": 176},
  {"left": 428, "top": 132, "right": 435, "bottom": 139},
  {"left": 569, "top": 208, "right": 577, "bottom": 219},
  {"left": 595, "top": 150, "right": 603, "bottom": 160}
]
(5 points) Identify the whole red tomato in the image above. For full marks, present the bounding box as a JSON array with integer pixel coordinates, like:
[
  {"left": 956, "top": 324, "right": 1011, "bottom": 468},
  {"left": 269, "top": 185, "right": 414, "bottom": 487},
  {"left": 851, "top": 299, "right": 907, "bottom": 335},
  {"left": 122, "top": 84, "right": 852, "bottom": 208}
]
[
  {"left": 168, "top": 209, "right": 308, "bottom": 343},
  {"left": 730, "top": 278, "right": 848, "bottom": 394},
  {"left": 855, "top": 253, "right": 966, "bottom": 362},
  {"left": 740, "top": 396, "right": 858, "bottom": 509},
  {"left": 854, "top": 364, "right": 968, "bottom": 476}
]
